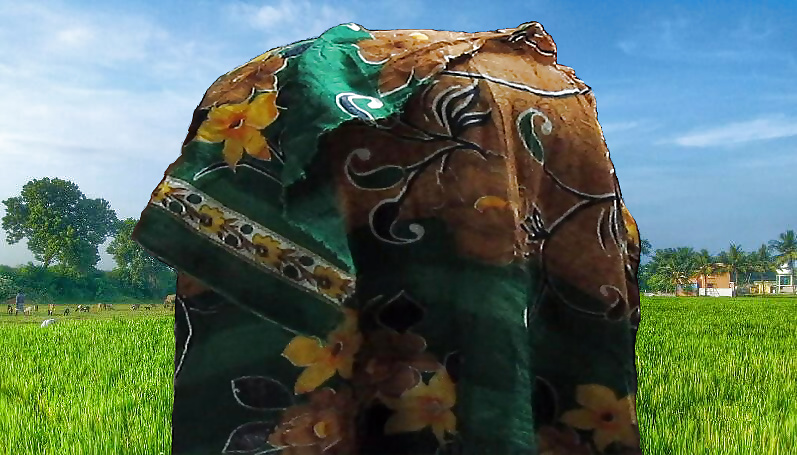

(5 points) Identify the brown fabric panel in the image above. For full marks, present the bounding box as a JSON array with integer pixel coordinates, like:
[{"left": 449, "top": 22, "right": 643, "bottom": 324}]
[{"left": 326, "top": 23, "right": 637, "bottom": 318}]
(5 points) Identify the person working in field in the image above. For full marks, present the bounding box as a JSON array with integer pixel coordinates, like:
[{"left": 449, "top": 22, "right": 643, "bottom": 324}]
[
  {"left": 133, "top": 21, "right": 643, "bottom": 455},
  {"left": 15, "top": 290, "right": 24, "bottom": 315}
]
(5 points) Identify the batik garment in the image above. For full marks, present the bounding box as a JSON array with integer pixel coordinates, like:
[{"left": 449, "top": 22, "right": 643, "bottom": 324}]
[{"left": 133, "top": 22, "right": 643, "bottom": 455}]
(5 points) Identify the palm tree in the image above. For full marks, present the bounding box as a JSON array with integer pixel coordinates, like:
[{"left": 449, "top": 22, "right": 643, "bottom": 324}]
[
  {"left": 769, "top": 230, "right": 797, "bottom": 294},
  {"left": 658, "top": 247, "right": 698, "bottom": 295},
  {"left": 717, "top": 243, "right": 745, "bottom": 297},
  {"left": 751, "top": 243, "right": 775, "bottom": 294},
  {"left": 736, "top": 251, "right": 756, "bottom": 293},
  {"left": 694, "top": 249, "right": 717, "bottom": 297}
]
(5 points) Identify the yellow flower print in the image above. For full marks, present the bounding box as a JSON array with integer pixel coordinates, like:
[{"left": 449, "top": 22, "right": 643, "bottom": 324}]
[
  {"left": 381, "top": 368, "right": 457, "bottom": 445},
  {"left": 312, "top": 266, "right": 350, "bottom": 300},
  {"left": 251, "top": 233, "right": 284, "bottom": 267},
  {"left": 621, "top": 206, "right": 640, "bottom": 247},
  {"left": 152, "top": 180, "right": 173, "bottom": 203},
  {"left": 560, "top": 384, "right": 639, "bottom": 451},
  {"left": 473, "top": 195, "right": 520, "bottom": 214},
  {"left": 196, "top": 92, "right": 278, "bottom": 168},
  {"left": 283, "top": 309, "right": 362, "bottom": 394},
  {"left": 409, "top": 32, "right": 430, "bottom": 41},
  {"left": 197, "top": 205, "right": 226, "bottom": 236}
]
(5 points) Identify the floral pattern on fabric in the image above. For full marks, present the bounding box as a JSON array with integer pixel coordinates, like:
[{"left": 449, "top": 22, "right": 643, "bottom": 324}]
[
  {"left": 195, "top": 92, "right": 279, "bottom": 167},
  {"left": 202, "top": 52, "right": 286, "bottom": 108},
  {"left": 380, "top": 369, "right": 457, "bottom": 445},
  {"left": 283, "top": 309, "right": 363, "bottom": 394},
  {"left": 354, "top": 30, "right": 495, "bottom": 95},
  {"left": 536, "top": 425, "right": 593, "bottom": 455},
  {"left": 273, "top": 291, "right": 459, "bottom": 453},
  {"left": 355, "top": 329, "right": 441, "bottom": 399},
  {"left": 559, "top": 385, "right": 639, "bottom": 452},
  {"left": 268, "top": 387, "right": 358, "bottom": 455},
  {"left": 150, "top": 176, "right": 354, "bottom": 304},
  {"left": 137, "top": 21, "right": 642, "bottom": 455}
]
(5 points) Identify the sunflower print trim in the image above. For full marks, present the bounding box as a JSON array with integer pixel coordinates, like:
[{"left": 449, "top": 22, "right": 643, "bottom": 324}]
[{"left": 149, "top": 176, "right": 354, "bottom": 305}]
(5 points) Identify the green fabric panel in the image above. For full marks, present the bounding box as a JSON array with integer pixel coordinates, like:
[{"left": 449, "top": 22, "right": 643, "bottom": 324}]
[
  {"left": 274, "top": 24, "right": 430, "bottom": 273},
  {"left": 279, "top": 23, "right": 420, "bottom": 186},
  {"left": 135, "top": 206, "right": 343, "bottom": 336},
  {"left": 349, "top": 220, "right": 536, "bottom": 454},
  {"left": 172, "top": 292, "right": 298, "bottom": 454},
  {"left": 529, "top": 282, "right": 638, "bottom": 408}
]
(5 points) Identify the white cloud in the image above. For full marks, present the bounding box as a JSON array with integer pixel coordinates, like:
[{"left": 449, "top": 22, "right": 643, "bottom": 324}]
[
  {"left": 0, "top": 1, "right": 231, "bottom": 87},
  {"left": 671, "top": 115, "right": 797, "bottom": 147},
  {"left": 0, "top": 0, "right": 439, "bottom": 269},
  {"left": 227, "top": 0, "right": 355, "bottom": 47},
  {"left": 614, "top": 13, "right": 792, "bottom": 66},
  {"left": 0, "top": 2, "right": 227, "bottom": 269},
  {"left": 615, "top": 15, "right": 690, "bottom": 57},
  {"left": 0, "top": 2, "right": 234, "bottom": 194},
  {"left": 601, "top": 121, "right": 644, "bottom": 134}
]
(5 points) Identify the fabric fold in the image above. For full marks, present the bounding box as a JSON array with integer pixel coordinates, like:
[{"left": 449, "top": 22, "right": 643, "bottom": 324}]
[{"left": 133, "top": 21, "right": 642, "bottom": 455}]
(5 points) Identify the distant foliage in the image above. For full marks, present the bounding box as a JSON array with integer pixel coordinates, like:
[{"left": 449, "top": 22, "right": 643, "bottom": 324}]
[
  {"left": 3, "top": 263, "right": 138, "bottom": 302},
  {"left": 107, "top": 218, "right": 176, "bottom": 298},
  {"left": 1, "top": 178, "right": 118, "bottom": 274},
  {"left": 640, "top": 230, "right": 795, "bottom": 296},
  {"left": 0, "top": 178, "right": 178, "bottom": 301},
  {"left": 0, "top": 274, "right": 18, "bottom": 300}
]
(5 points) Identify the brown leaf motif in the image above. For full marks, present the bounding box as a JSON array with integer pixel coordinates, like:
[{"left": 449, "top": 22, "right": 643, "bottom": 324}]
[
  {"left": 201, "top": 52, "right": 286, "bottom": 109},
  {"left": 355, "top": 30, "right": 498, "bottom": 95},
  {"left": 536, "top": 425, "right": 592, "bottom": 455},
  {"left": 354, "top": 329, "right": 441, "bottom": 399},
  {"left": 268, "top": 388, "right": 357, "bottom": 455}
]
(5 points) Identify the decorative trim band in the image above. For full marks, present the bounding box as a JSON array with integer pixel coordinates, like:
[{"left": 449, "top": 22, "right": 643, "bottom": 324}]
[{"left": 148, "top": 176, "right": 355, "bottom": 305}]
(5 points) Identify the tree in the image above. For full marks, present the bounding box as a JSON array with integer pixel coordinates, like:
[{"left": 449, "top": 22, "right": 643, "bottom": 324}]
[
  {"left": 640, "top": 238, "right": 652, "bottom": 258},
  {"left": 2, "top": 178, "right": 118, "bottom": 274},
  {"left": 716, "top": 243, "right": 745, "bottom": 297},
  {"left": 769, "top": 230, "right": 797, "bottom": 294},
  {"left": 107, "top": 218, "right": 175, "bottom": 297},
  {"left": 0, "top": 274, "right": 18, "bottom": 301},
  {"left": 735, "top": 250, "right": 756, "bottom": 291},
  {"left": 636, "top": 261, "right": 652, "bottom": 292},
  {"left": 648, "top": 247, "right": 698, "bottom": 294},
  {"left": 750, "top": 243, "right": 775, "bottom": 293}
]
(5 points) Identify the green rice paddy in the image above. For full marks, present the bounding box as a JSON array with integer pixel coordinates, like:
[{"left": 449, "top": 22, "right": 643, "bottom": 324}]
[
  {"left": 636, "top": 296, "right": 797, "bottom": 454},
  {"left": 0, "top": 297, "right": 795, "bottom": 454},
  {"left": 0, "top": 305, "right": 173, "bottom": 455}
]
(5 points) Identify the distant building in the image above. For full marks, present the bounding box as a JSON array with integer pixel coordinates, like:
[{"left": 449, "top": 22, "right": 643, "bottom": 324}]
[
  {"left": 690, "top": 269, "right": 734, "bottom": 297},
  {"left": 751, "top": 269, "right": 778, "bottom": 294},
  {"left": 672, "top": 262, "right": 794, "bottom": 297},
  {"left": 774, "top": 264, "right": 795, "bottom": 294}
]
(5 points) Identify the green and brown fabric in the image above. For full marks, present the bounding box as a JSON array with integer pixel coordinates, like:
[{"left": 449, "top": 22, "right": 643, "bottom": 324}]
[{"left": 133, "top": 22, "right": 643, "bottom": 455}]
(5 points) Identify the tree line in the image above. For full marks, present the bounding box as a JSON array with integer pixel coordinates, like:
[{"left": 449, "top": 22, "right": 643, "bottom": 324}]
[
  {"left": 0, "top": 178, "right": 174, "bottom": 302},
  {"left": 637, "top": 232, "right": 797, "bottom": 295},
  {"left": 2, "top": 177, "right": 794, "bottom": 302}
]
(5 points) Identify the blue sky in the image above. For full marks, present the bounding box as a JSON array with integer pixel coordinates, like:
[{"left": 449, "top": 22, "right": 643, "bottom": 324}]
[{"left": 0, "top": 0, "right": 795, "bottom": 270}]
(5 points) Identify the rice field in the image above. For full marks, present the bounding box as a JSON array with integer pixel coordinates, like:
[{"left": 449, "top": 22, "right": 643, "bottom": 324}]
[
  {"left": 0, "top": 305, "right": 174, "bottom": 455},
  {"left": 636, "top": 296, "right": 797, "bottom": 454},
  {"left": 0, "top": 297, "right": 795, "bottom": 454}
]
